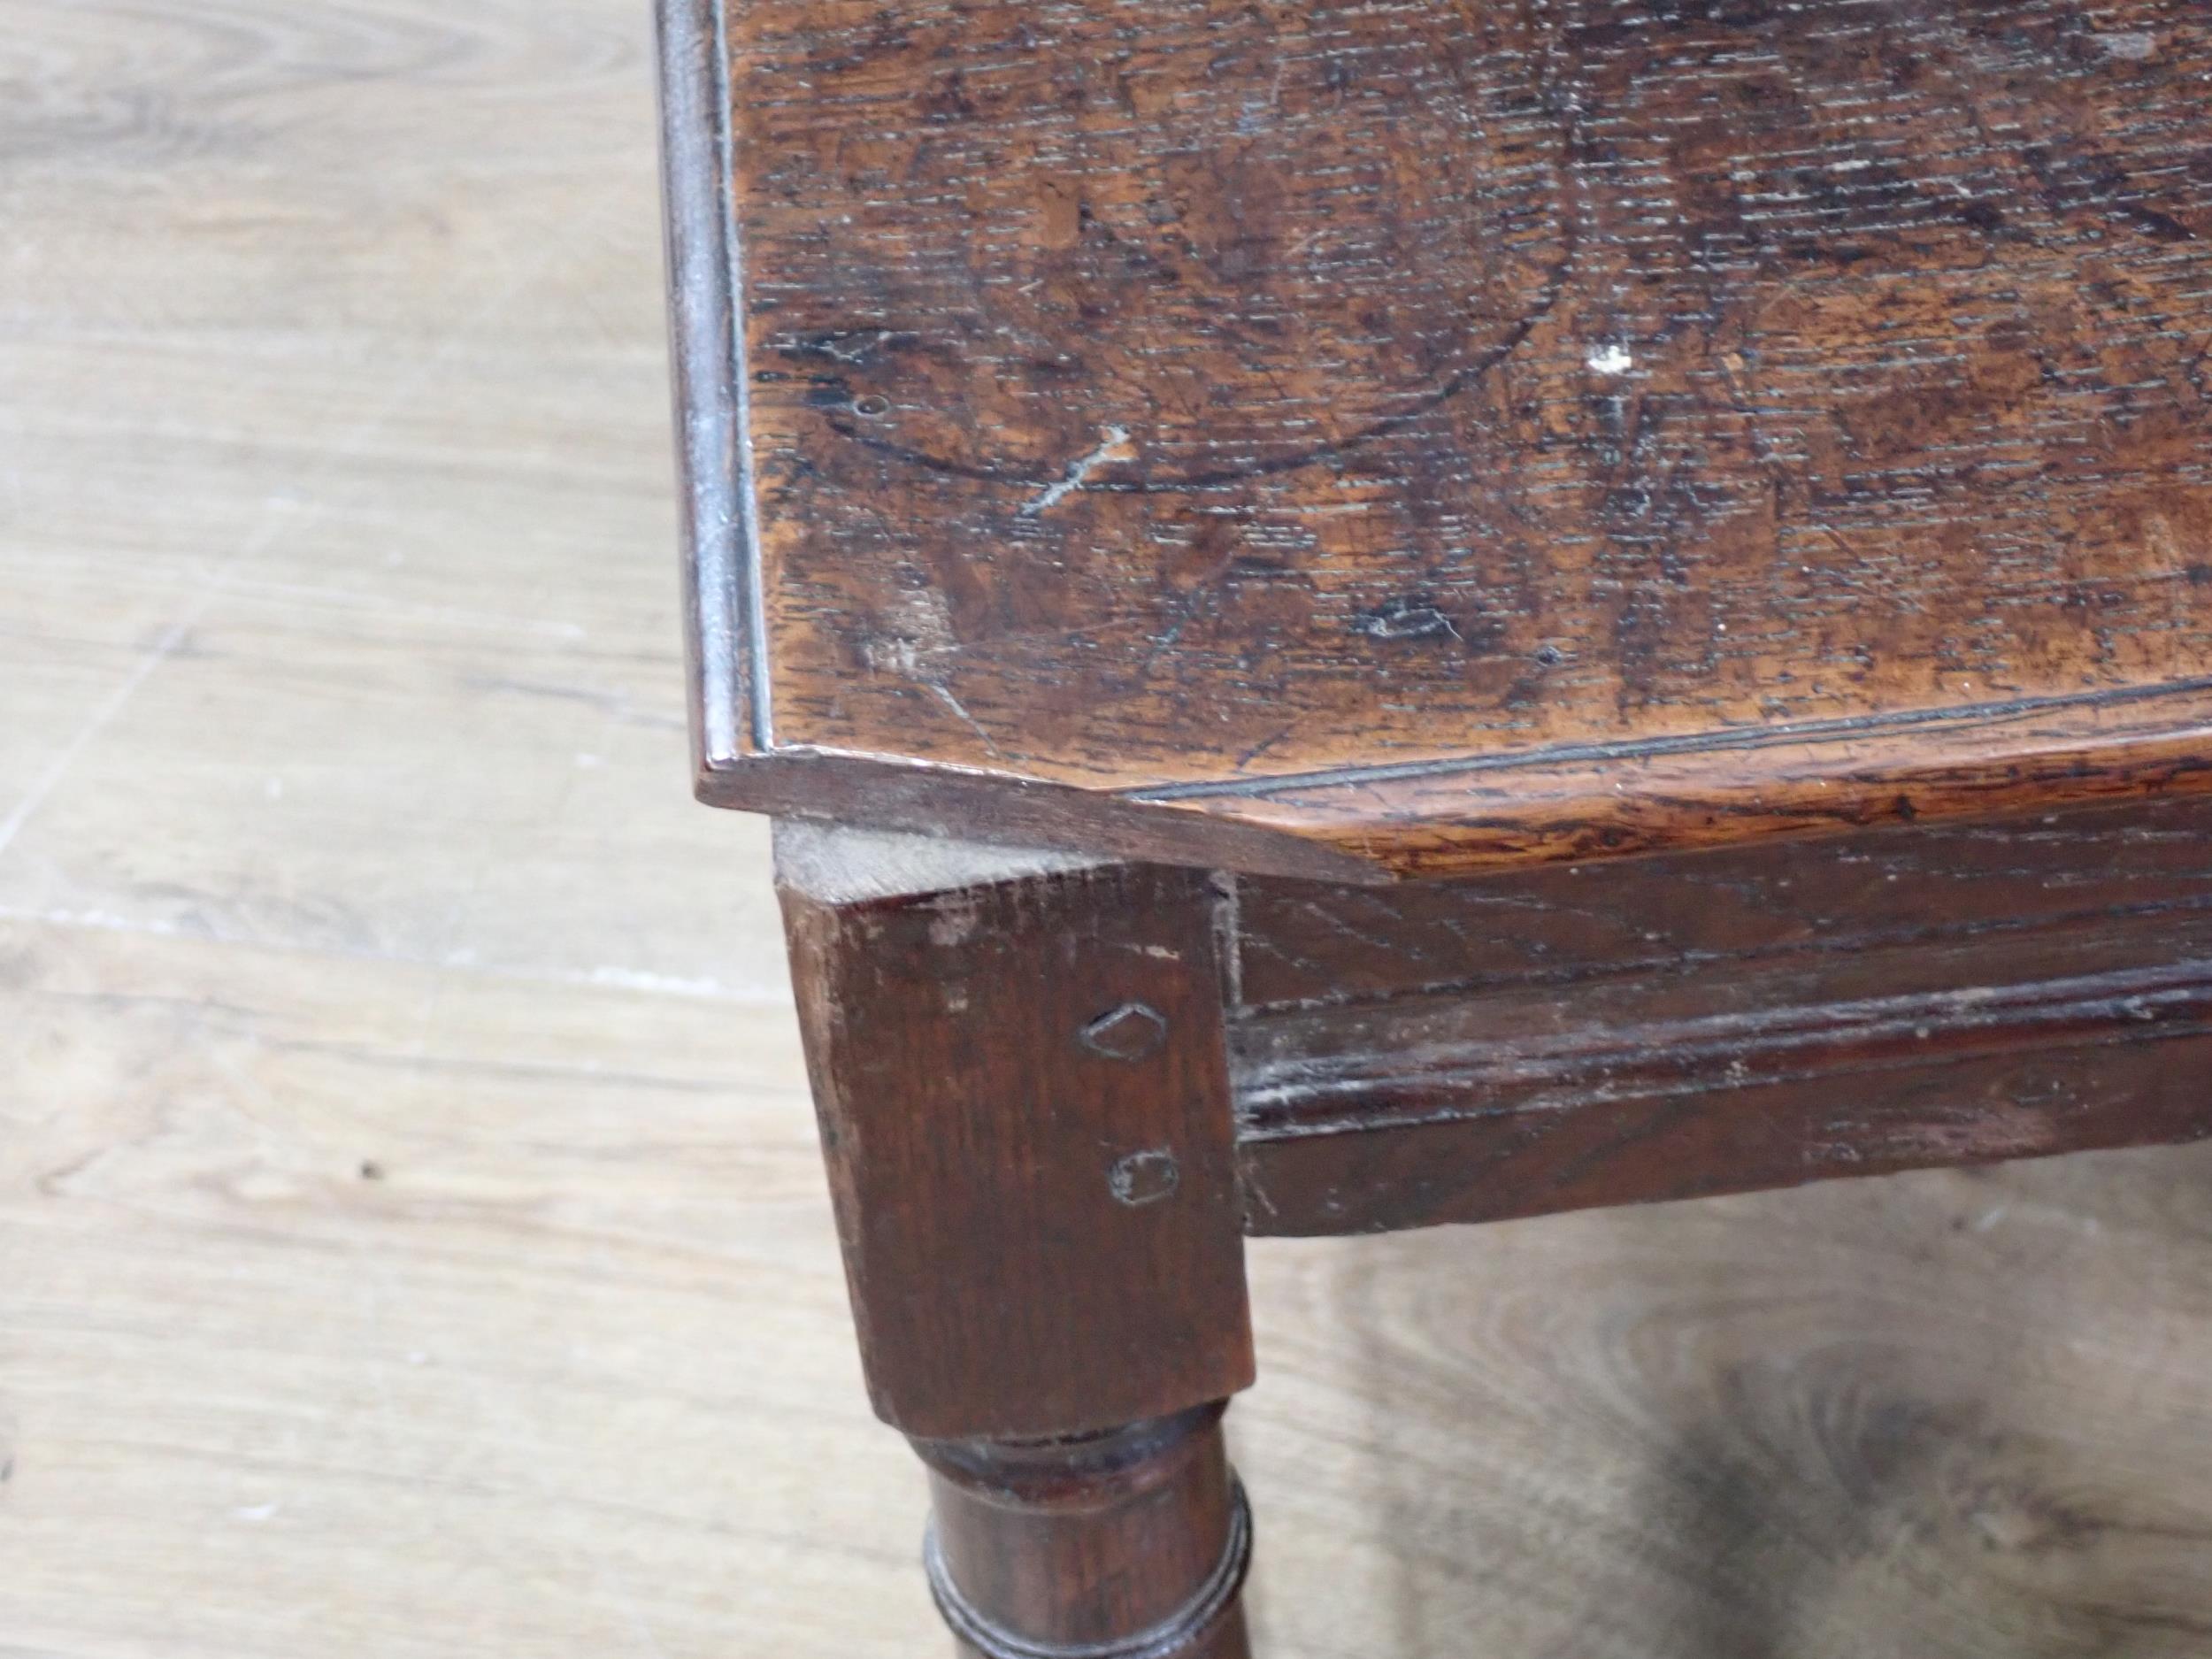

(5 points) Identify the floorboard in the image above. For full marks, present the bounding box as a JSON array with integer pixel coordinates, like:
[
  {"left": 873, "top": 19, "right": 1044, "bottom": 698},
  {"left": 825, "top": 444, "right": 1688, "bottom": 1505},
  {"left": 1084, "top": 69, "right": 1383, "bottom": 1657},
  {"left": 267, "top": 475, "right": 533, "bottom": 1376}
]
[{"left": 6, "top": 4, "right": 2212, "bottom": 1655}]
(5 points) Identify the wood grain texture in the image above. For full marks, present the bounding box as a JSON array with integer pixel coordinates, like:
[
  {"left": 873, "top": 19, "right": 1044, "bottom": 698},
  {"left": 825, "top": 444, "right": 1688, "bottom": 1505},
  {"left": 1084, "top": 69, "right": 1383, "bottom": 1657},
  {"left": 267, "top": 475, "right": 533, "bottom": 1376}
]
[
  {"left": 0, "top": 4, "right": 930, "bottom": 1655},
  {"left": 19, "top": 1, "right": 2212, "bottom": 1655},
  {"left": 1231, "top": 795, "right": 2212, "bottom": 1009},
  {"left": 1239, "top": 1158, "right": 2212, "bottom": 1659},
  {"left": 665, "top": 0, "right": 2212, "bottom": 877},
  {"left": 780, "top": 845, "right": 1252, "bottom": 1439},
  {"left": 1231, "top": 797, "right": 2212, "bottom": 1232}
]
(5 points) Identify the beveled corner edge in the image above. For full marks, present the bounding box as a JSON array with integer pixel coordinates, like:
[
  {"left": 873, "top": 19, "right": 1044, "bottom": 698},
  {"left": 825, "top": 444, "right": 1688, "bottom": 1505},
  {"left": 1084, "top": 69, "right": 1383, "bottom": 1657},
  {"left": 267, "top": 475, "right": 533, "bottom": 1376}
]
[
  {"left": 649, "top": 0, "right": 1381, "bottom": 887},
  {"left": 656, "top": 0, "right": 770, "bottom": 768},
  {"left": 698, "top": 748, "right": 1383, "bottom": 884},
  {"left": 689, "top": 678, "right": 2212, "bottom": 884},
  {"left": 652, "top": 0, "right": 2212, "bottom": 885},
  {"left": 1162, "top": 682, "right": 2212, "bottom": 880}
]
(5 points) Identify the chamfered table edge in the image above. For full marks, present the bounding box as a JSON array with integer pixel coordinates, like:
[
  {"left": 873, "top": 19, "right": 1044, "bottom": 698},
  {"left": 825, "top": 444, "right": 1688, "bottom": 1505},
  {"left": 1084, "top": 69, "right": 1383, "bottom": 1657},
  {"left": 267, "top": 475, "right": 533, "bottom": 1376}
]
[{"left": 656, "top": 0, "right": 2212, "bottom": 883}]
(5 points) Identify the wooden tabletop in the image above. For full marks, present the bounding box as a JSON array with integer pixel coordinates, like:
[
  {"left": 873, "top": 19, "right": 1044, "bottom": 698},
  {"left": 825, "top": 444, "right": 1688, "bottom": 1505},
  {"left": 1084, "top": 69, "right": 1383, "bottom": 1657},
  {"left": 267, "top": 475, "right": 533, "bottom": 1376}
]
[{"left": 658, "top": 0, "right": 2212, "bottom": 880}]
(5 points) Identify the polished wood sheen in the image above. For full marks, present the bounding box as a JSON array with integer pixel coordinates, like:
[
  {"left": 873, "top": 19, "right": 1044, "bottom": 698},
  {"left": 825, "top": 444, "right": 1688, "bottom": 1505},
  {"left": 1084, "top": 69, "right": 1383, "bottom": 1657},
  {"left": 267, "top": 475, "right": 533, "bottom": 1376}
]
[
  {"left": 915, "top": 1406, "right": 1252, "bottom": 1659},
  {"left": 662, "top": 0, "right": 2212, "bottom": 879}
]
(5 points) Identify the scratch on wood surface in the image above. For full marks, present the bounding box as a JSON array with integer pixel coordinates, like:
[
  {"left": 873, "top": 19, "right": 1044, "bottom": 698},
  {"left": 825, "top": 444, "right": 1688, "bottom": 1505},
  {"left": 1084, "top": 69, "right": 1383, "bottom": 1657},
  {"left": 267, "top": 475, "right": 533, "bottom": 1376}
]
[
  {"left": 688, "top": 0, "right": 2212, "bottom": 879},
  {"left": 1020, "top": 425, "right": 1133, "bottom": 516},
  {"left": 925, "top": 682, "right": 1002, "bottom": 759}
]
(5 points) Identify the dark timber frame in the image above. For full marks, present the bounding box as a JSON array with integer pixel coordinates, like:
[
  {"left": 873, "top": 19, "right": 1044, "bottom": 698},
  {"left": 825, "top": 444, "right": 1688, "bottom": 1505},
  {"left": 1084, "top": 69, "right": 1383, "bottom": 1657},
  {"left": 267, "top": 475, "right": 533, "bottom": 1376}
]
[
  {"left": 773, "top": 799, "right": 2212, "bottom": 1656},
  {"left": 657, "top": 0, "right": 2212, "bottom": 1648}
]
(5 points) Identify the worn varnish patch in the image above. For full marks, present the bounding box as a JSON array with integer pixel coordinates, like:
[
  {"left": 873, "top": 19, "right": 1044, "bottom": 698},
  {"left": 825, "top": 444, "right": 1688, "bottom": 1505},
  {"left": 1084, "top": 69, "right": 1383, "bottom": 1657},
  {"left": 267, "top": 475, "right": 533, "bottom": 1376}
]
[
  {"left": 667, "top": 0, "right": 2212, "bottom": 876},
  {"left": 1228, "top": 796, "right": 2212, "bottom": 1233}
]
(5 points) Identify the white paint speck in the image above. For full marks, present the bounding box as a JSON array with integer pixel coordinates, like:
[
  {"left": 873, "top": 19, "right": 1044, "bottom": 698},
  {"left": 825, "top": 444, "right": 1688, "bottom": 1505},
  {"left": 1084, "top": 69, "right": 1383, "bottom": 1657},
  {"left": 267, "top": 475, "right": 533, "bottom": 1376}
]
[
  {"left": 234, "top": 1502, "right": 283, "bottom": 1523},
  {"left": 1586, "top": 343, "right": 1634, "bottom": 375}
]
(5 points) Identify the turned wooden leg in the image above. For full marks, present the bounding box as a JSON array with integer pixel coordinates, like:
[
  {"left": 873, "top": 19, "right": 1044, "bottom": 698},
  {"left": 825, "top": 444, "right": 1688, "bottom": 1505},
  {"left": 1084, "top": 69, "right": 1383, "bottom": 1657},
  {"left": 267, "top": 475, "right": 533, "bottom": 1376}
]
[
  {"left": 776, "top": 824, "right": 1258, "bottom": 1655},
  {"left": 915, "top": 1403, "right": 1253, "bottom": 1659}
]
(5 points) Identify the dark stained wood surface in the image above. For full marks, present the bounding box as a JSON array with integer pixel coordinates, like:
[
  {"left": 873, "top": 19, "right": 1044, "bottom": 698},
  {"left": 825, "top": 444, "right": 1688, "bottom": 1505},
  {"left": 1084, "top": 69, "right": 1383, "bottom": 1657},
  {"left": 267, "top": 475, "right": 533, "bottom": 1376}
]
[
  {"left": 662, "top": 0, "right": 2212, "bottom": 878},
  {"left": 777, "top": 828, "right": 1253, "bottom": 1440},
  {"left": 915, "top": 1405, "right": 1252, "bottom": 1659},
  {"left": 1242, "top": 1015, "right": 2212, "bottom": 1234},
  {"left": 1230, "top": 795, "right": 2212, "bottom": 1232},
  {"left": 770, "top": 804, "right": 2212, "bottom": 1643},
  {"left": 1230, "top": 795, "right": 2212, "bottom": 1010}
]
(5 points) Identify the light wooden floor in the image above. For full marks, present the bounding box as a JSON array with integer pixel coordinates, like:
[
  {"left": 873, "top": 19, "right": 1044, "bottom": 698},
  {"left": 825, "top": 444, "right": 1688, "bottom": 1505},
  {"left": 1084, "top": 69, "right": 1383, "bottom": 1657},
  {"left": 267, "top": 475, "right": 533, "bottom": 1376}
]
[{"left": 6, "top": 4, "right": 2212, "bottom": 1655}]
